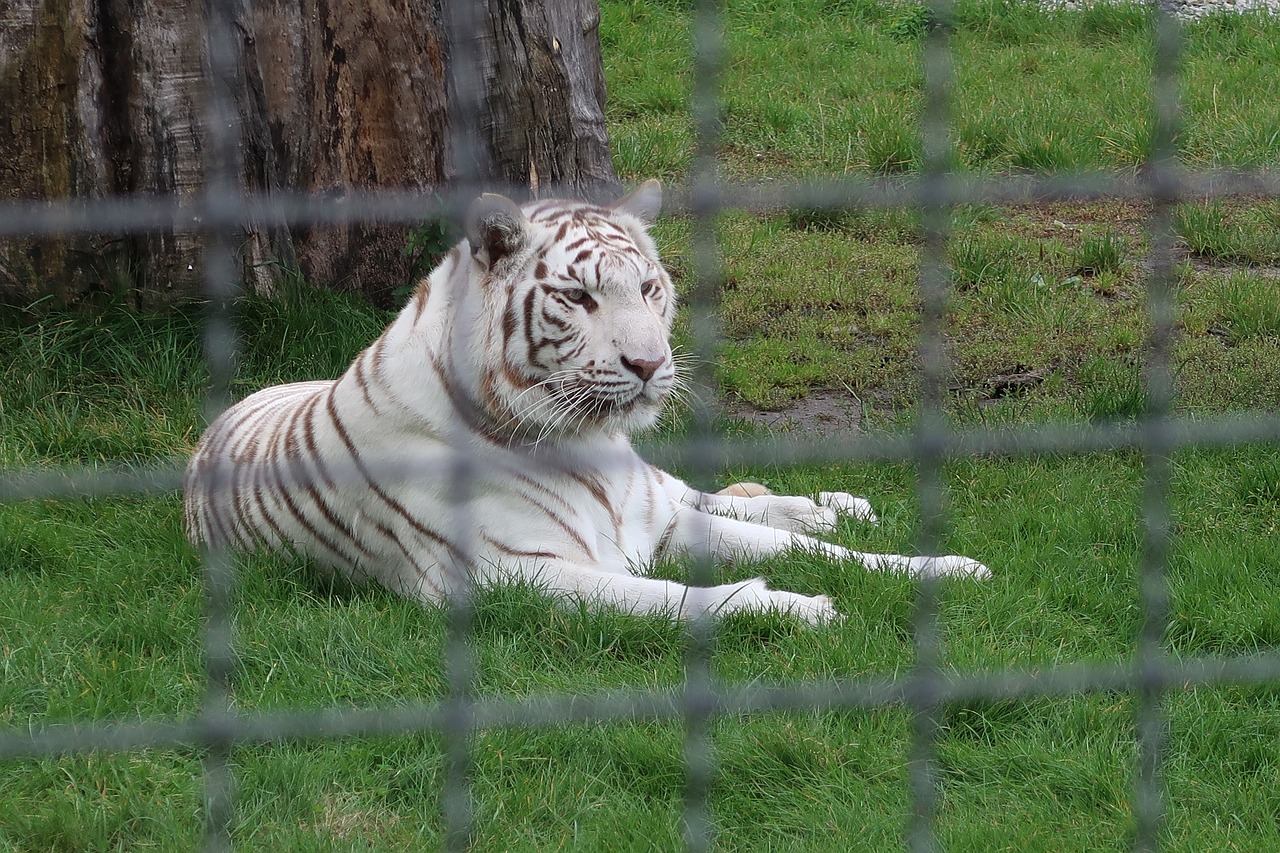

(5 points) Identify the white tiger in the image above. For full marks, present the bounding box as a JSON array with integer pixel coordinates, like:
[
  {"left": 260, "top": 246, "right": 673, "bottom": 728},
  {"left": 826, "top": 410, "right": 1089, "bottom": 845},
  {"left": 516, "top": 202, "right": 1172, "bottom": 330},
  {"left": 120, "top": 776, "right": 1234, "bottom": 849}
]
[{"left": 183, "top": 180, "right": 990, "bottom": 624}]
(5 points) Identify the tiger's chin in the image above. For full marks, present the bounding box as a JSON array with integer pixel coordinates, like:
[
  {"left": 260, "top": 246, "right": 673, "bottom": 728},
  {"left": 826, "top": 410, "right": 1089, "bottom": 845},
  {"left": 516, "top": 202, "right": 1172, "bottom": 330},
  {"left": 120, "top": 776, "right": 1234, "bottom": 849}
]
[
  {"left": 519, "top": 390, "right": 666, "bottom": 441},
  {"left": 602, "top": 397, "right": 665, "bottom": 435},
  {"left": 598, "top": 385, "right": 672, "bottom": 432}
]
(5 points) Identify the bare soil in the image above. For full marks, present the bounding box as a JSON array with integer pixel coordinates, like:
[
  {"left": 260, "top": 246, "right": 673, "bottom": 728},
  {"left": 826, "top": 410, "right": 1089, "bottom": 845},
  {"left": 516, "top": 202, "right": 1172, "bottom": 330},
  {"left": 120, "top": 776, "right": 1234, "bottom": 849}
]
[{"left": 723, "top": 389, "right": 867, "bottom": 435}]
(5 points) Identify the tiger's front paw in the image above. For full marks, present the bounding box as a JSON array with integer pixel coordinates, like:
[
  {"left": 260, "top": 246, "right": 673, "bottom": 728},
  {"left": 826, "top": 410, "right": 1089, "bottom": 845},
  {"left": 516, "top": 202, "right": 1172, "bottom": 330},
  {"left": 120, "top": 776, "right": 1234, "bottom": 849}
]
[
  {"left": 716, "top": 578, "right": 841, "bottom": 624},
  {"left": 770, "top": 590, "right": 842, "bottom": 625},
  {"left": 757, "top": 492, "right": 877, "bottom": 535},
  {"left": 818, "top": 491, "right": 878, "bottom": 526}
]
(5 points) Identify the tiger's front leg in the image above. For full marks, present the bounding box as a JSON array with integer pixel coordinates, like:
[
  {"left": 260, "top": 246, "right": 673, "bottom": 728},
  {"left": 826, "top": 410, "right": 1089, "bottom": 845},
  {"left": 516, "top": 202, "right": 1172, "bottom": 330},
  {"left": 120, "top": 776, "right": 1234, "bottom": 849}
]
[
  {"left": 492, "top": 555, "right": 838, "bottom": 624},
  {"left": 665, "top": 505, "right": 992, "bottom": 580}
]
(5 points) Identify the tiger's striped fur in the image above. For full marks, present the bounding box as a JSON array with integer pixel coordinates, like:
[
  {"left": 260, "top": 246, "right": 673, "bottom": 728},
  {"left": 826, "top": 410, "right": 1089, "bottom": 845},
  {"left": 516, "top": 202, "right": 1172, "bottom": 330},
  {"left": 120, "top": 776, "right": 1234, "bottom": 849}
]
[{"left": 183, "top": 181, "right": 989, "bottom": 624}]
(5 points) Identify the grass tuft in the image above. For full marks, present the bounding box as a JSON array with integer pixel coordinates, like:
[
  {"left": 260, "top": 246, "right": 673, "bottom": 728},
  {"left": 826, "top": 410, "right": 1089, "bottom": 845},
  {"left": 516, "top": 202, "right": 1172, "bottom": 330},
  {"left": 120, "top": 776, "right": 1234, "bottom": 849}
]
[
  {"left": 1076, "top": 355, "right": 1148, "bottom": 421},
  {"left": 885, "top": 3, "right": 934, "bottom": 41},
  {"left": 1073, "top": 228, "right": 1128, "bottom": 277},
  {"left": 1075, "top": 1, "right": 1150, "bottom": 43},
  {"left": 1176, "top": 202, "right": 1280, "bottom": 264},
  {"left": 1214, "top": 272, "right": 1280, "bottom": 345},
  {"left": 1232, "top": 449, "right": 1280, "bottom": 509},
  {"left": 951, "top": 231, "right": 1023, "bottom": 290}
]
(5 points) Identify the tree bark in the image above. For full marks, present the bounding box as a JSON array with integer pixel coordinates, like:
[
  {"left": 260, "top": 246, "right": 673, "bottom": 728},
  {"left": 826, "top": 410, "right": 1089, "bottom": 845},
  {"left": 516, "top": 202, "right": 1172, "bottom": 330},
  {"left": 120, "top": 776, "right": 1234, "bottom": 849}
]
[
  {"left": 0, "top": 0, "right": 209, "bottom": 308},
  {"left": 460, "top": 0, "right": 619, "bottom": 198},
  {"left": 0, "top": 0, "right": 619, "bottom": 310}
]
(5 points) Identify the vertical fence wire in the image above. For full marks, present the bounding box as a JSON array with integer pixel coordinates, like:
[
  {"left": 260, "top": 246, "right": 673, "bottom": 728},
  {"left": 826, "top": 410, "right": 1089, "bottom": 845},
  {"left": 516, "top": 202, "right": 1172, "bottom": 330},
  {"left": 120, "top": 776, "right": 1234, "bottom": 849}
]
[
  {"left": 682, "top": 1, "right": 726, "bottom": 849},
  {"left": 905, "top": 0, "right": 956, "bottom": 848},
  {"left": 441, "top": 1, "right": 488, "bottom": 848},
  {"left": 199, "top": 0, "right": 245, "bottom": 848},
  {"left": 2, "top": 1, "right": 1280, "bottom": 850},
  {"left": 1133, "top": 5, "right": 1184, "bottom": 850}
]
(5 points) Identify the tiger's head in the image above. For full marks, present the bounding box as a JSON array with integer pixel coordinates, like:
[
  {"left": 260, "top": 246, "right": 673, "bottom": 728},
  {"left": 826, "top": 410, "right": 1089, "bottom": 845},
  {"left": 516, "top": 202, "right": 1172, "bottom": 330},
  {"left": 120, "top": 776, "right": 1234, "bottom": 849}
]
[{"left": 451, "top": 180, "right": 679, "bottom": 442}]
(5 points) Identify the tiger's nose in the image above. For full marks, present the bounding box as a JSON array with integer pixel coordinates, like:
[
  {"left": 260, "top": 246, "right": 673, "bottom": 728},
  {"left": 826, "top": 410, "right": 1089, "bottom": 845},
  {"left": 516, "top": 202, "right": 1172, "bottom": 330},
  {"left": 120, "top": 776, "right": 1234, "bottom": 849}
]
[{"left": 621, "top": 354, "right": 666, "bottom": 383}]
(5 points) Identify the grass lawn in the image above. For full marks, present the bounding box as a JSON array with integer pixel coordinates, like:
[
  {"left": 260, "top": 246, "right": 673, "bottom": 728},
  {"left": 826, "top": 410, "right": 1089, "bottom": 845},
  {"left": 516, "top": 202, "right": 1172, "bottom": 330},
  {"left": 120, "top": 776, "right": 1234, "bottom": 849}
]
[{"left": 5, "top": 0, "right": 1280, "bottom": 850}]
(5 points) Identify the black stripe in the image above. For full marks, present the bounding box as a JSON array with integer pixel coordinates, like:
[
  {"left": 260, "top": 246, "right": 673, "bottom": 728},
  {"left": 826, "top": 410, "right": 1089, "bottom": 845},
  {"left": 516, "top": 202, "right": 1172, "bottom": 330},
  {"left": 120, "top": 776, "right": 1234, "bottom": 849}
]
[
  {"left": 294, "top": 395, "right": 385, "bottom": 565},
  {"left": 502, "top": 297, "right": 519, "bottom": 341},
  {"left": 522, "top": 286, "right": 540, "bottom": 360},
  {"left": 377, "top": 520, "right": 446, "bottom": 598},
  {"left": 571, "top": 470, "right": 622, "bottom": 542},
  {"left": 268, "top": 399, "right": 368, "bottom": 568},
  {"left": 481, "top": 533, "right": 560, "bottom": 562},
  {"left": 655, "top": 519, "right": 678, "bottom": 559},
  {"left": 475, "top": 462, "right": 595, "bottom": 560},
  {"left": 538, "top": 332, "right": 575, "bottom": 348},
  {"left": 197, "top": 396, "right": 285, "bottom": 548},
  {"left": 251, "top": 479, "right": 294, "bottom": 551},
  {"left": 352, "top": 353, "right": 383, "bottom": 416},
  {"left": 249, "top": 407, "right": 303, "bottom": 552},
  {"left": 508, "top": 468, "right": 578, "bottom": 516},
  {"left": 198, "top": 392, "right": 282, "bottom": 480},
  {"left": 542, "top": 311, "right": 570, "bottom": 331},
  {"left": 430, "top": 354, "right": 511, "bottom": 443},
  {"left": 516, "top": 491, "right": 595, "bottom": 559},
  {"left": 325, "top": 391, "right": 468, "bottom": 565}
]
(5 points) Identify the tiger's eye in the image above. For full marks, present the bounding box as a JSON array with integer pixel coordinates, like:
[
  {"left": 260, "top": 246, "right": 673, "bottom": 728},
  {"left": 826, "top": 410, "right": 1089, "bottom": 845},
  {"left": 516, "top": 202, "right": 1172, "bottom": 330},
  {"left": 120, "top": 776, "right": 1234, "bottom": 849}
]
[{"left": 561, "top": 288, "right": 597, "bottom": 311}]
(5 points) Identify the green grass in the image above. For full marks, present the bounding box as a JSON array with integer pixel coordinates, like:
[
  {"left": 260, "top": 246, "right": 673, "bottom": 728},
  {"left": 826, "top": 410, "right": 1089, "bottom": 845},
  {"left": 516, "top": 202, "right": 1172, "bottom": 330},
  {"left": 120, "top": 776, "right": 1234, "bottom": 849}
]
[
  {"left": 6, "top": 0, "right": 1280, "bottom": 849},
  {"left": 1073, "top": 228, "right": 1128, "bottom": 278},
  {"left": 1175, "top": 200, "right": 1280, "bottom": 264},
  {"left": 5, "top": 300, "right": 1280, "bottom": 851},
  {"left": 604, "top": 1, "right": 1280, "bottom": 179},
  {"left": 6, "top": 367, "right": 1280, "bottom": 848}
]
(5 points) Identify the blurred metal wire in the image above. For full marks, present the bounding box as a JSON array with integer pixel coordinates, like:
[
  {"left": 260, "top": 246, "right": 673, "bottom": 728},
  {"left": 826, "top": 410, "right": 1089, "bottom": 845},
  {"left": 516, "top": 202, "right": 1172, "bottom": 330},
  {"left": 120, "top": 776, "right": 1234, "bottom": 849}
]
[
  {"left": 682, "top": 1, "right": 726, "bottom": 849},
  {"left": 2, "top": 0, "right": 1279, "bottom": 850},
  {"left": 198, "top": 0, "right": 247, "bottom": 848},
  {"left": 440, "top": 1, "right": 487, "bottom": 848},
  {"left": 907, "top": 0, "right": 957, "bottom": 846}
]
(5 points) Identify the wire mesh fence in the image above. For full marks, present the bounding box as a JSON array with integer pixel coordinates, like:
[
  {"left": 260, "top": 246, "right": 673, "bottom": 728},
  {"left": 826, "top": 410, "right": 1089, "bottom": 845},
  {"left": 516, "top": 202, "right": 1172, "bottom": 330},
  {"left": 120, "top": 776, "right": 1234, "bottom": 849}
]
[{"left": 2, "top": 0, "right": 1279, "bottom": 850}]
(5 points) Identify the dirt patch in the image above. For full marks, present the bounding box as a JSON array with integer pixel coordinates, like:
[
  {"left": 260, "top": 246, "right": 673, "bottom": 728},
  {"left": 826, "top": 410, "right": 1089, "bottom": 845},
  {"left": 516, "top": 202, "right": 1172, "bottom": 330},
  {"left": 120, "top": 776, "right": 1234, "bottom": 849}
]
[
  {"left": 723, "top": 389, "right": 868, "bottom": 435},
  {"left": 301, "top": 789, "right": 399, "bottom": 841},
  {"left": 1004, "top": 200, "right": 1151, "bottom": 241},
  {"left": 1186, "top": 258, "right": 1280, "bottom": 279}
]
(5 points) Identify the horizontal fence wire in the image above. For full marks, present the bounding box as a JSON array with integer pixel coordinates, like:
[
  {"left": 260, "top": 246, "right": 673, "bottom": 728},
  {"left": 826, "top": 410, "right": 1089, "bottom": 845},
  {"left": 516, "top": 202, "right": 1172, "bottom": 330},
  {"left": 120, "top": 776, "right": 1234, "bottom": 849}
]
[
  {"left": 8, "top": 410, "right": 1280, "bottom": 503},
  {"left": 2, "top": 171, "right": 1279, "bottom": 238},
  {"left": 2, "top": 0, "right": 1279, "bottom": 850},
  {"left": 7, "top": 651, "right": 1280, "bottom": 760}
]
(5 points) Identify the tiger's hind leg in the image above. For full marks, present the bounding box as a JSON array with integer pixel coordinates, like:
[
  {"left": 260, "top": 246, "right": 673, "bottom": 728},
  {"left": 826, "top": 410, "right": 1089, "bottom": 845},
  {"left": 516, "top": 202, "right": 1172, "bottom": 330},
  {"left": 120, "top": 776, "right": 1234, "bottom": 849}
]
[{"left": 701, "top": 482, "right": 878, "bottom": 534}]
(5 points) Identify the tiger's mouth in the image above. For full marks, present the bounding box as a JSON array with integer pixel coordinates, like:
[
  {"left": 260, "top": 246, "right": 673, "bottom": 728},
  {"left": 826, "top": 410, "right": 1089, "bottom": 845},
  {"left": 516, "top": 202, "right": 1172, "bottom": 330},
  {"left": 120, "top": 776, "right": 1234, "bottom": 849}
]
[{"left": 546, "top": 376, "right": 669, "bottom": 428}]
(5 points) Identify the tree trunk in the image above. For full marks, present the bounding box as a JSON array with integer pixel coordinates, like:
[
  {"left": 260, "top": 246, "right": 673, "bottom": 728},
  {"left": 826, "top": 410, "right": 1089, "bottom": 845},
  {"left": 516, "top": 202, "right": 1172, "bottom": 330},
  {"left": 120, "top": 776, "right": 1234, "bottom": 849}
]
[
  {"left": 0, "top": 0, "right": 619, "bottom": 310},
  {"left": 0, "top": 0, "right": 209, "bottom": 309},
  {"left": 459, "top": 0, "right": 619, "bottom": 198}
]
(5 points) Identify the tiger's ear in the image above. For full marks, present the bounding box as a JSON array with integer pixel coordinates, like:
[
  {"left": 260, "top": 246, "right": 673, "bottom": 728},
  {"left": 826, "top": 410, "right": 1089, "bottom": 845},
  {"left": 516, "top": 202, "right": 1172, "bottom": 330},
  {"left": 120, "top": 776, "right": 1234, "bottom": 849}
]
[
  {"left": 465, "top": 193, "right": 528, "bottom": 269},
  {"left": 610, "top": 179, "right": 662, "bottom": 226}
]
